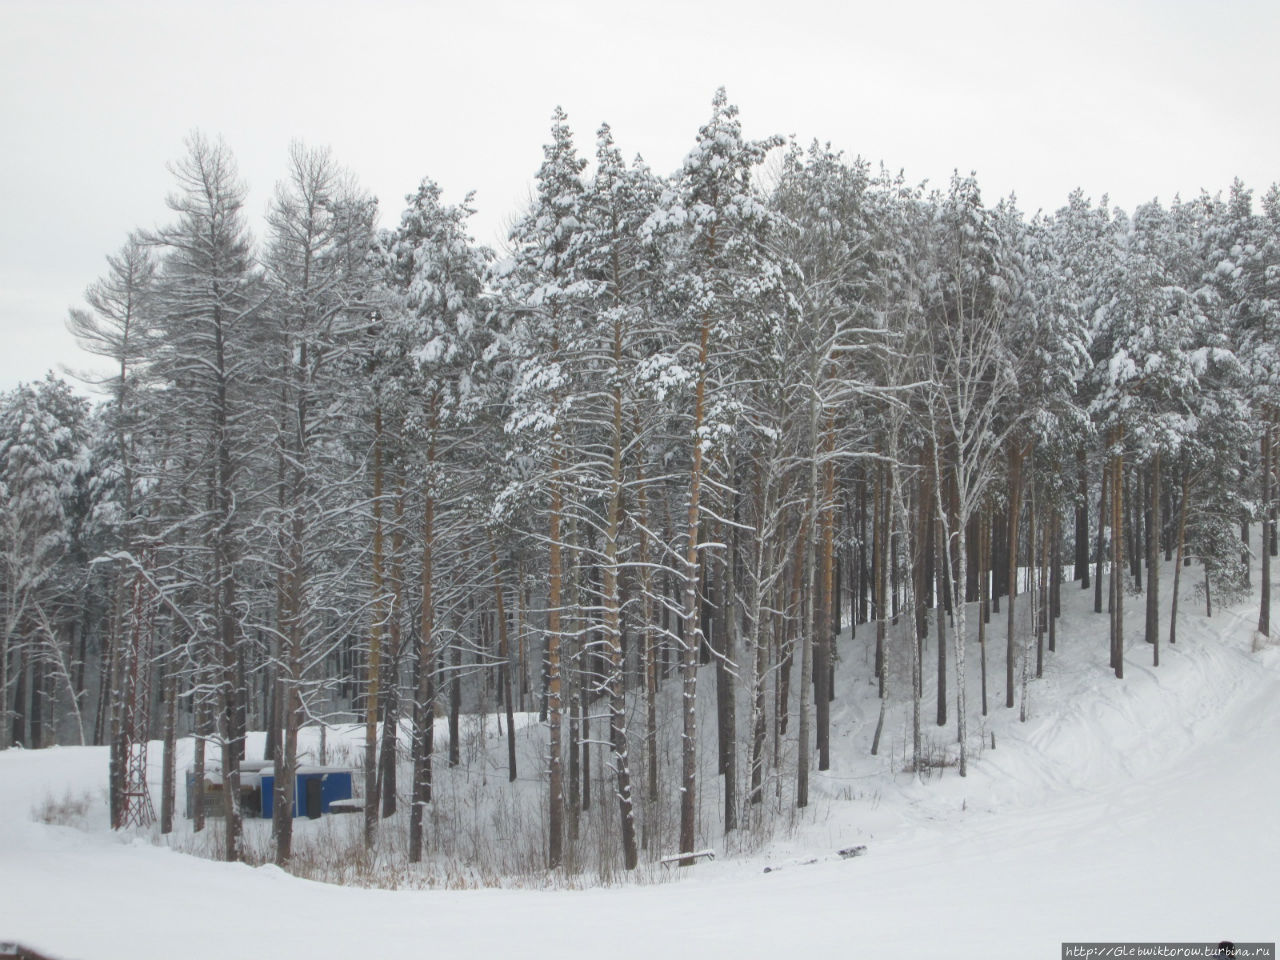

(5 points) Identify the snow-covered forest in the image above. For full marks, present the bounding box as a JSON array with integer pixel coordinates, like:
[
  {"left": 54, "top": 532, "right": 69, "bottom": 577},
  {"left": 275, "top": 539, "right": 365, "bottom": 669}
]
[{"left": 1, "top": 88, "right": 1277, "bottom": 885}]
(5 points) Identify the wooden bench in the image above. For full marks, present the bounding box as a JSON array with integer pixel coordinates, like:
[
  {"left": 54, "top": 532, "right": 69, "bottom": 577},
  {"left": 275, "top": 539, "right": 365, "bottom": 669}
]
[{"left": 660, "top": 849, "right": 716, "bottom": 866}]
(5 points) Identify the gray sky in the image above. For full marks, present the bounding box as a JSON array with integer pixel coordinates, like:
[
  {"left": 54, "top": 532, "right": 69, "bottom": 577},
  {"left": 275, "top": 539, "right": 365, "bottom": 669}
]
[{"left": 2, "top": 0, "right": 1275, "bottom": 392}]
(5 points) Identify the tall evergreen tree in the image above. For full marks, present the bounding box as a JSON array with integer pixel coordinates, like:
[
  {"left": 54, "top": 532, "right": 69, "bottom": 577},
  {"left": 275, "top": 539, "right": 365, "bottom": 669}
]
[
  {"left": 147, "top": 132, "right": 264, "bottom": 861},
  {"left": 662, "top": 89, "right": 782, "bottom": 846},
  {"left": 495, "top": 107, "right": 589, "bottom": 869}
]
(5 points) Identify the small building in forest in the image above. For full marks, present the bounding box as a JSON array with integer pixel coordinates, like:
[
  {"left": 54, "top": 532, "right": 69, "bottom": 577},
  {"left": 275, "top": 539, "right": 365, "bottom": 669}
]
[{"left": 185, "top": 764, "right": 354, "bottom": 820}]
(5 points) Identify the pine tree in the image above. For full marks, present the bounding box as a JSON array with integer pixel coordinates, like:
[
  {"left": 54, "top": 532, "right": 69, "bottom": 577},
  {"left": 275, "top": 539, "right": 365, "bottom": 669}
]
[
  {"left": 66, "top": 234, "right": 156, "bottom": 809},
  {"left": 0, "top": 377, "right": 92, "bottom": 750},
  {"left": 919, "top": 178, "right": 1052, "bottom": 763},
  {"left": 570, "top": 123, "right": 665, "bottom": 866},
  {"left": 379, "top": 176, "right": 491, "bottom": 863},
  {"left": 662, "top": 89, "right": 782, "bottom": 850},
  {"left": 261, "top": 142, "right": 376, "bottom": 862},
  {"left": 495, "top": 107, "right": 589, "bottom": 869},
  {"left": 147, "top": 132, "right": 264, "bottom": 861}
]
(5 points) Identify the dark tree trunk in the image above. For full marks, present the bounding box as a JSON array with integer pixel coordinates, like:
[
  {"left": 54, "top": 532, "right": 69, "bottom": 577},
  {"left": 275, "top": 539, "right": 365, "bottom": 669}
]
[
  {"left": 409, "top": 412, "right": 438, "bottom": 864},
  {"left": 1261, "top": 420, "right": 1272, "bottom": 638},
  {"left": 936, "top": 513, "right": 947, "bottom": 727},
  {"left": 1054, "top": 512, "right": 1064, "bottom": 624},
  {"left": 1006, "top": 444, "right": 1024, "bottom": 709},
  {"left": 678, "top": 317, "right": 712, "bottom": 865},
  {"left": 490, "top": 547, "right": 518, "bottom": 783},
  {"left": 29, "top": 656, "right": 44, "bottom": 748},
  {"left": 191, "top": 694, "right": 207, "bottom": 834},
  {"left": 988, "top": 512, "right": 998, "bottom": 616},
  {"left": 380, "top": 483, "right": 406, "bottom": 819},
  {"left": 722, "top": 508, "right": 739, "bottom": 831},
  {"left": 568, "top": 693, "right": 580, "bottom": 841},
  {"left": 448, "top": 630, "right": 461, "bottom": 768},
  {"left": 363, "top": 404, "right": 384, "bottom": 851},
  {"left": 1050, "top": 514, "right": 1061, "bottom": 654},
  {"left": 815, "top": 442, "right": 835, "bottom": 770},
  {"left": 1147, "top": 452, "right": 1161, "bottom": 666},
  {"left": 581, "top": 705, "right": 591, "bottom": 813},
  {"left": 160, "top": 666, "right": 178, "bottom": 834},
  {"left": 1242, "top": 516, "right": 1251, "bottom": 590},
  {"left": 873, "top": 462, "right": 885, "bottom": 697},
  {"left": 1076, "top": 447, "right": 1091, "bottom": 586},
  {"left": 11, "top": 653, "right": 28, "bottom": 748},
  {"left": 712, "top": 548, "right": 730, "bottom": 778},
  {"left": 1170, "top": 470, "right": 1190, "bottom": 647},
  {"left": 979, "top": 504, "right": 989, "bottom": 716},
  {"left": 859, "top": 474, "right": 870, "bottom": 626},
  {"left": 1111, "top": 438, "right": 1125, "bottom": 679},
  {"left": 1095, "top": 456, "right": 1108, "bottom": 615}
]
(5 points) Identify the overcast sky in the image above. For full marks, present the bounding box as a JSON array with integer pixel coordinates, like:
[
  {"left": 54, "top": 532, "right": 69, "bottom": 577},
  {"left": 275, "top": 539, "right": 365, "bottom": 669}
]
[{"left": 1, "top": 0, "right": 1275, "bottom": 393}]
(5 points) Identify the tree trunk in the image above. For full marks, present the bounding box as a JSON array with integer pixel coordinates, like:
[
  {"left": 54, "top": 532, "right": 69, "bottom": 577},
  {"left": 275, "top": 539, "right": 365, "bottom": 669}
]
[
  {"left": 448, "top": 619, "right": 461, "bottom": 768},
  {"left": 1147, "top": 452, "right": 1161, "bottom": 666},
  {"left": 712, "top": 545, "right": 729, "bottom": 778},
  {"left": 747, "top": 466, "right": 776, "bottom": 806},
  {"left": 409, "top": 425, "right": 436, "bottom": 864},
  {"left": 721, "top": 514, "right": 739, "bottom": 832},
  {"left": 991, "top": 511, "right": 1003, "bottom": 614},
  {"left": 546, "top": 449, "right": 566, "bottom": 868},
  {"left": 1110, "top": 436, "right": 1125, "bottom": 679},
  {"left": 870, "top": 488, "right": 890, "bottom": 757},
  {"left": 634, "top": 453, "right": 659, "bottom": 807},
  {"left": 887, "top": 452, "right": 921, "bottom": 772},
  {"left": 1134, "top": 472, "right": 1145, "bottom": 591},
  {"left": 1049, "top": 513, "right": 1061, "bottom": 653},
  {"left": 1006, "top": 443, "right": 1024, "bottom": 709},
  {"left": 871, "top": 456, "right": 890, "bottom": 756},
  {"left": 797, "top": 493, "right": 814, "bottom": 808},
  {"left": 379, "top": 481, "right": 406, "bottom": 818},
  {"left": 815, "top": 427, "right": 835, "bottom": 771},
  {"left": 160, "top": 665, "right": 178, "bottom": 834},
  {"left": 873, "top": 457, "right": 885, "bottom": 699},
  {"left": 1033, "top": 501, "right": 1045, "bottom": 679},
  {"left": 1170, "top": 470, "right": 1189, "bottom": 648},
  {"left": 678, "top": 316, "right": 711, "bottom": 865},
  {"left": 1260, "top": 418, "right": 1272, "bottom": 638},
  {"left": 363, "top": 404, "right": 384, "bottom": 850},
  {"left": 518, "top": 571, "right": 530, "bottom": 710},
  {"left": 1021, "top": 484, "right": 1037, "bottom": 723},
  {"left": 490, "top": 544, "right": 518, "bottom": 783},
  {"left": 1205, "top": 558, "right": 1213, "bottom": 617},
  {"left": 1075, "top": 446, "right": 1090, "bottom": 586},
  {"left": 779, "top": 526, "right": 804, "bottom": 738},
  {"left": 1242, "top": 517, "right": 1251, "bottom": 590},
  {"left": 935, "top": 509, "right": 947, "bottom": 727},
  {"left": 979, "top": 503, "right": 989, "bottom": 716},
  {"left": 915, "top": 457, "right": 931, "bottom": 697},
  {"left": 1095, "top": 456, "right": 1108, "bottom": 614},
  {"left": 948, "top": 509, "right": 970, "bottom": 776},
  {"left": 797, "top": 379, "right": 822, "bottom": 808},
  {"left": 859, "top": 474, "right": 870, "bottom": 627},
  {"left": 105, "top": 576, "right": 125, "bottom": 821},
  {"left": 568, "top": 692, "right": 580, "bottom": 843},
  {"left": 192, "top": 693, "right": 207, "bottom": 834},
  {"left": 581, "top": 700, "right": 591, "bottom": 814},
  {"left": 601, "top": 339, "right": 637, "bottom": 868}
]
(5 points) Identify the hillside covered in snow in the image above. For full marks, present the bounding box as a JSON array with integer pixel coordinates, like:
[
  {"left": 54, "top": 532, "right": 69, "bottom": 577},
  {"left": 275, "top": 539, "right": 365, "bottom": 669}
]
[{"left": 1, "top": 555, "right": 1276, "bottom": 958}]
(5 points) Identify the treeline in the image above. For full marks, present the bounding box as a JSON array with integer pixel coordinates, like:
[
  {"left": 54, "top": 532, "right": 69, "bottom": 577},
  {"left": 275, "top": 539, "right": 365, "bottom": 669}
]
[{"left": 1, "top": 89, "right": 1275, "bottom": 873}]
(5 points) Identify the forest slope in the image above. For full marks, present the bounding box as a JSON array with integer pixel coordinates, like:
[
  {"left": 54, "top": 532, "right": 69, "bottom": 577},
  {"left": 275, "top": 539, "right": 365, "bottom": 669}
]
[{"left": 0, "top": 561, "right": 1276, "bottom": 959}]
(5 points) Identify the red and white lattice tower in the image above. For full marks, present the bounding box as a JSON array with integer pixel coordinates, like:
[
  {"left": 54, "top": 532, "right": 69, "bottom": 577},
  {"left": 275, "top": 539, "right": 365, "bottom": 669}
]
[{"left": 117, "top": 550, "right": 157, "bottom": 829}]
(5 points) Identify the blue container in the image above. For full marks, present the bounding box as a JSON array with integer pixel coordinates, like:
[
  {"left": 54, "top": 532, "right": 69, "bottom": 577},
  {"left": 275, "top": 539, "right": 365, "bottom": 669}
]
[{"left": 259, "top": 767, "right": 353, "bottom": 818}]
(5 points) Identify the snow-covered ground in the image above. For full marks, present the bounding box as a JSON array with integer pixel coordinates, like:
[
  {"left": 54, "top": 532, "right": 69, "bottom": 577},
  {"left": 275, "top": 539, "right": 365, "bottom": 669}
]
[{"left": 2, "top": 565, "right": 1277, "bottom": 959}]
